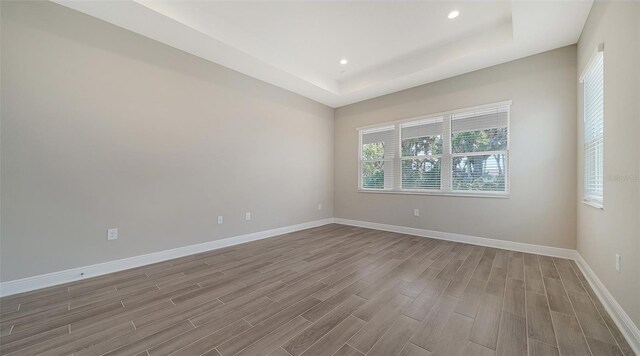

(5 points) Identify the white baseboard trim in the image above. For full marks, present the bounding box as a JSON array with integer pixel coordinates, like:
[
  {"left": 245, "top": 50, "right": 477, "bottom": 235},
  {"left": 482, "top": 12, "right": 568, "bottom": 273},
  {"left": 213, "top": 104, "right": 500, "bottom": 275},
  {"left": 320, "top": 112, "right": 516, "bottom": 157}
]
[
  {"left": 574, "top": 254, "right": 640, "bottom": 355},
  {"left": 0, "top": 218, "right": 334, "bottom": 297},
  {"left": 333, "top": 218, "right": 639, "bottom": 354},
  {"left": 333, "top": 218, "right": 578, "bottom": 259}
]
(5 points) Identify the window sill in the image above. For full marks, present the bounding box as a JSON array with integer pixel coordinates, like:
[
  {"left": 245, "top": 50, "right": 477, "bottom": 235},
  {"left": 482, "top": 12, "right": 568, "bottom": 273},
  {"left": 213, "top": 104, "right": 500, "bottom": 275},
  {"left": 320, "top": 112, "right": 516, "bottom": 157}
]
[
  {"left": 582, "top": 200, "right": 603, "bottom": 210},
  {"left": 357, "top": 189, "right": 510, "bottom": 199}
]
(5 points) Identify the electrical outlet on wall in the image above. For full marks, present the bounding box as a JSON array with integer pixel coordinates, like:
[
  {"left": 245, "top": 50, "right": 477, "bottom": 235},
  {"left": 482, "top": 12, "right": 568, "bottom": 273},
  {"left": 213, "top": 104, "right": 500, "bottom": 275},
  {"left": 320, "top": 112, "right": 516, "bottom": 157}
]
[
  {"left": 318, "top": 203, "right": 322, "bottom": 210},
  {"left": 107, "top": 228, "right": 118, "bottom": 241},
  {"left": 615, "top": 254, "right": 621, "bottom": 272},
  {"left": 413, "top": 209, "right": 420, "bottom": 217},
  {"left": 217, "top": 216, "right": 223, "bottom": 224},
  {"left": 245, "top": 212, "right": 251, "bottom": 221}
]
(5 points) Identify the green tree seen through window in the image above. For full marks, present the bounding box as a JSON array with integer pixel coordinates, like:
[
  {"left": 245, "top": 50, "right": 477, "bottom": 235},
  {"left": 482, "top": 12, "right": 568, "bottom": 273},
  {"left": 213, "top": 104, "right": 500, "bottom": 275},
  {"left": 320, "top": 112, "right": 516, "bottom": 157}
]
[
  {"left": 362, "top": 142, "right": 385, "bottom": 189},
  {"left": 452, "top": 128, "right": 507, "bottom": 191}
]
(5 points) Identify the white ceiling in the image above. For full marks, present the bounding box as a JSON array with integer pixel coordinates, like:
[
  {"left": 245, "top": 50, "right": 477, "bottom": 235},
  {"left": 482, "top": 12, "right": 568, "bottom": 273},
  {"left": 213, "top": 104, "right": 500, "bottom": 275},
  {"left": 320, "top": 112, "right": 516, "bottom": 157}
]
[{"left": 53, "top": 0, "right": 593, "bottom": 108}]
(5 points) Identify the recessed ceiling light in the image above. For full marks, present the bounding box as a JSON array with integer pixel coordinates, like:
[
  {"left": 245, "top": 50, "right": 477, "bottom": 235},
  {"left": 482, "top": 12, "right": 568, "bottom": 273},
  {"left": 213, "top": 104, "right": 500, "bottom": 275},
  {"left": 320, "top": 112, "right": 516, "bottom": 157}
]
[
  {"left": 340, "top": 59, "right": 348, "bottom": 65},
  {"left": 448, "top": 10, "right": 459, "bottom": 19}
]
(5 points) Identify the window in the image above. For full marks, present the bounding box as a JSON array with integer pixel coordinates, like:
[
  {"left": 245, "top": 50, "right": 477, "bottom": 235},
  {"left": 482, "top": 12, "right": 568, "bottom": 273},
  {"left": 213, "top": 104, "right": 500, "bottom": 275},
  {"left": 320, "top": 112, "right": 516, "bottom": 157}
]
[
  {"left": 400, "top": 118, "right": 443, "bottom": 190},
  {"left": 581, "top": 46, "right": 604, "bottom": 207},
  {"left": 358, "top": 102, "right": 510, "bottom": 196},
  {"left": 451, "top": 107, "right": 509, "bottom": 192},
  {"left": 360, "top": 126, "right": 396, "bottom": 189}
]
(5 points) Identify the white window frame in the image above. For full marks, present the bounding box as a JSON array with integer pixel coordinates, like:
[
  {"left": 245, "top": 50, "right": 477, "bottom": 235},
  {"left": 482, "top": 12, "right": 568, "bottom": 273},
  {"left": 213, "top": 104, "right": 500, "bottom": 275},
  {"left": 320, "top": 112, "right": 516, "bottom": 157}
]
[
  {"left": 580, "top": 43, "right": 604, "bottom": 209},
  {"left": 358, "top": 125, "right": 396, "bottom": 190},
  {"left": 357, "top": 101, "right": 511, "bottom": 198}
]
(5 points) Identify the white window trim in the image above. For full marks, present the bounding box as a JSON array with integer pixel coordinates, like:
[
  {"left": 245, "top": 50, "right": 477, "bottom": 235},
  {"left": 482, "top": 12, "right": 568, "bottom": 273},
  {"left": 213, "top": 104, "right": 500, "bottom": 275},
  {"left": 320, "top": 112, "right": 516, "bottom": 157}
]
[
  {"left": 357, "top": 100, "right": 511, "bottom": 198},
  {"left": 580, "top": 43, "right": 604, "bottom": 209},
  {"left": 583, "top": 199, "right": 604, "bottom": 210}
]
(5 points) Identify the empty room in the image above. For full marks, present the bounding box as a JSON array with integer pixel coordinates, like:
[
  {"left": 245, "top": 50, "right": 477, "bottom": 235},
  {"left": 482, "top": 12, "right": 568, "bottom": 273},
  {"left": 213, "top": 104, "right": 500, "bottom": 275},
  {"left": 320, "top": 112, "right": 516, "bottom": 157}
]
[{"left": 1, "top": 0, "right": 639, "bottom": 355}]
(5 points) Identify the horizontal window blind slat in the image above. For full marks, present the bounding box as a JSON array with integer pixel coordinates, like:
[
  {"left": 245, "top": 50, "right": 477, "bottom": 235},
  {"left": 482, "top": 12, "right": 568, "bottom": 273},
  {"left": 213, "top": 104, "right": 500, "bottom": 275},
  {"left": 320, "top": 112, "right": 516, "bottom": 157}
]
[
  {"left": 362, "top": 128, "right": 396, "bottom": 145},
  {"left": 400, "top": 117, "right": 444, "bottom": 139},
  {"left": 451, "top": 106, "right": 509, "bottom": 133}
]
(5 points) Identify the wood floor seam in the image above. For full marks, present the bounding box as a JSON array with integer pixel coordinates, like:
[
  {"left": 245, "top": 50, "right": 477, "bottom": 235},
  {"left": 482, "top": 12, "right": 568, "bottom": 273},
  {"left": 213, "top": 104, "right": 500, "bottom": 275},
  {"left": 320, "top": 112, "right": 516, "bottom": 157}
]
[
  {"left": 521, "top": 254, "right": 530, "bottom": 356},
  {"left": 553, "top": 259, "right": 595, "bottom": 356},
  {"left": 536, "top": 258, "right": 561, "bottom": 351}
]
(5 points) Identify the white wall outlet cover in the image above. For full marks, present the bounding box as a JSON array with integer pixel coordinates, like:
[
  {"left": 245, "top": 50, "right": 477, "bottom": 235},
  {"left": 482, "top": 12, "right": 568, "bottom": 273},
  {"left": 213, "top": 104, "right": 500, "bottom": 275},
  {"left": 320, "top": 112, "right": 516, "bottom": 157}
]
[
  {"left": 615, "top": 254, "right": 621, "bottom": 272},
  {"left": 107, "top": 228, "right": 118, "bottom": 240},
  {"left": 217, "top": 216, "right": 223, "bottom": 224},
  {"left": 318, "top": 203, "right": 322, "bottom": 210},
  {"left": 245, "top": 212, "right": 251, "bottom": 221},
  {"left": 414, "top": 209, "right": 420, "bottom": 217}
]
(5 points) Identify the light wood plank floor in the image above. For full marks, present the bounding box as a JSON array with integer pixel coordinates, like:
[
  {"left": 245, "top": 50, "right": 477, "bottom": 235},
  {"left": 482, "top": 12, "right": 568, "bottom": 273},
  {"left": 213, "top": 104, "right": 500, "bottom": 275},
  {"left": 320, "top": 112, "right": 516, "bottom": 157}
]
[{"left": 0, "top": 224, "right": 633, "bottom": 356}]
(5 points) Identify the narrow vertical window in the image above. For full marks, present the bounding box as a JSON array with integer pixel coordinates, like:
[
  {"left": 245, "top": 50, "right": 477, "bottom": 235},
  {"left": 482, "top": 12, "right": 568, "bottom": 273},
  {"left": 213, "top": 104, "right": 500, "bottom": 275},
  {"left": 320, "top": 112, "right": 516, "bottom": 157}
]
[
  {"left": 450, "top": 106, "right": 509, "bottom": 192},
  {"left": 400, "top": 117, "right": 444, "bottom": 190},
  {"left": 360, "top": 126, "right": 396, "bottom": 190},
  {"left": 582, "top": 47, "right": 604, "bottom": 207}
]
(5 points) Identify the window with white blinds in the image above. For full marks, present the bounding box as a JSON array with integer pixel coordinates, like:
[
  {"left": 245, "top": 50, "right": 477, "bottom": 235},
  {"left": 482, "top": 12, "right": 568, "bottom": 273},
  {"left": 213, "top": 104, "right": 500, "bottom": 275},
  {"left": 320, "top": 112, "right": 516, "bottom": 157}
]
[
  {"left": 451, "top": 106, "right": 509, "bottom": 192},
  {"left": 360, "top": 126, "right": 396, "bottom": 189},
  {"left": 358, "top": 101, "right": 510, "bottom": 196},
  {"left": 581, "top": 47, "right": 604, "bottom": 207},
  {"left": 401, "top": 117, "right": 444, "bottom": 190}
]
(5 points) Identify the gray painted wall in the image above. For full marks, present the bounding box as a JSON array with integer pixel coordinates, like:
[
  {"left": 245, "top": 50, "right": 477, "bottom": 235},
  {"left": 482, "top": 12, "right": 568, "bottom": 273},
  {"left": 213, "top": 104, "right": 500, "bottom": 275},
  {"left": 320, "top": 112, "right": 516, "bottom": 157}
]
[
  {"left": 334, "top": 46, "right": 578, "bottom": 249},
  {"left": 576, "top": 0, "right": 640, "bottom": 327},
  {"left": 0, "top": 1, "right": 334, "bottom": 282}
]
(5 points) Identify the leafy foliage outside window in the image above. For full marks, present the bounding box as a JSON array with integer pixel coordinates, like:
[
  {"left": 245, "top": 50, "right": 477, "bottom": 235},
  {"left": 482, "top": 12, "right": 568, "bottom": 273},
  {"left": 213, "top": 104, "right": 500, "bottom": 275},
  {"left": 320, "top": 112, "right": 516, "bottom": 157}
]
[
  {"left": 401, "top": 135, "right": 442, "bottom": 189},
  {"left": 402, "top": 158, "right": 441, "bottom": 189},
  {"left": 362, "top": 142, "right": 385, "bottom": 189},
  {"left": 452, "top": 155, "right": 505, "bottom": 191},
  {"left": 451, "top": 128, "right": 506, "bottom": 191},
  {"left": 401, "top": 135, "right": 443, "bottom": 156},
  {"left": 362, "top": 142, "right": 385, "bottom": 160},
  {"left": 451, "top": 128, "right": 507, "bottom": 153}
]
